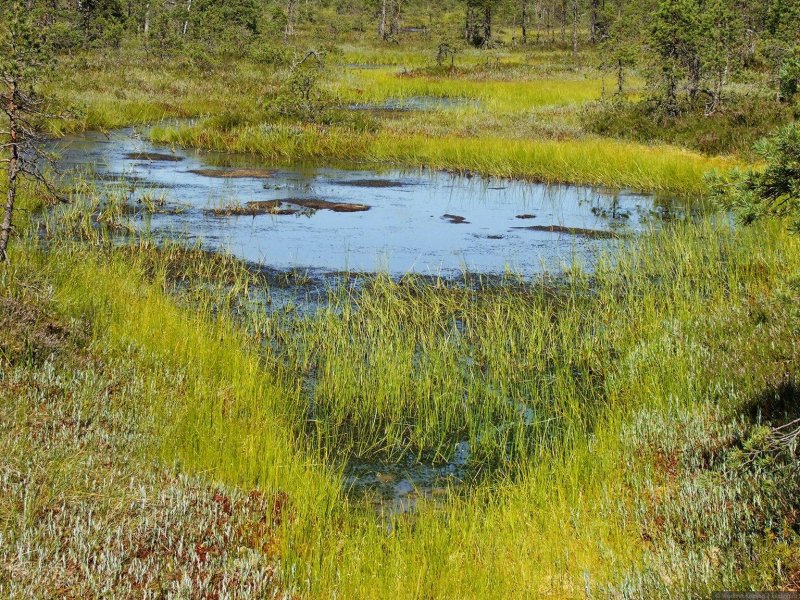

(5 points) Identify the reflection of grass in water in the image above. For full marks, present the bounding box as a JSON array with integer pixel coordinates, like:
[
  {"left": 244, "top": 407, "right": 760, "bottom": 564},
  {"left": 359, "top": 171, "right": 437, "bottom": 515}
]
[{"left": 17, "top": 179, "right": 800, "bottom": 596}]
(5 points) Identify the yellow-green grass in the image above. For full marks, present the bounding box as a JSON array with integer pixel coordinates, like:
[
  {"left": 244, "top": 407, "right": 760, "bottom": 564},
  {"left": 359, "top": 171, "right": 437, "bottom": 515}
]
[
  {"left": 337, "top": 44, "right": 438, "bottom": 68},
  {"left": 9, "top": 197, "right": 644, "bottom": 596},
  {"left": 45, "top": 52, "right": 274, "bottom": 132},
  {"left": 335, "top": 44, "right": 577, "bottom": 69},
  {"left": 48, "top": 49, "right": 607, "bottom": 134},
  {"left": 9, "top": 168, "right": 798, "bottom": 597},
  {"left": 2, "top": 32, "right": 796, "bottom": 597},
  {"left": 334, "top": 68, "right": 608, "bottom": 111},
  {"left": 151, "top": 121, "right": 736, "bottom": 194},
  {"left": 44, "top": 48, "right": 721, "bottom": 197}
]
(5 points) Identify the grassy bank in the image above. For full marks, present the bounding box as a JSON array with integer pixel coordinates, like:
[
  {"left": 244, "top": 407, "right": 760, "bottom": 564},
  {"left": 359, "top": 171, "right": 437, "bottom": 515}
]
[
  {"left": 2, "top": 175, "right": 799, "bottom": 595},
  {"left": 335, "top": 68, "right": 609, "bottom": 111},
  {"left": 150, "top": 122, "right": 732, "bottom": 194},
  {"left": 46, "top": 47, "right": 739, "bottom": 196}
]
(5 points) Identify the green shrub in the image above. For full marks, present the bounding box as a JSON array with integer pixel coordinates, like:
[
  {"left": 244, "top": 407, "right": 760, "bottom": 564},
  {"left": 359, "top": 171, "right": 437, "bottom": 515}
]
[
  {"left": 779, "top": 50, "right": 800, "bottom": 103},
  {"left": 582, "top": 96, "right": 797, "bottom": 156},
  {"left": 710, "top": 123, "right": 800, "bottom": 230},
  {"left": 249, "top": 43, "right": 291, "bottom": 67}
]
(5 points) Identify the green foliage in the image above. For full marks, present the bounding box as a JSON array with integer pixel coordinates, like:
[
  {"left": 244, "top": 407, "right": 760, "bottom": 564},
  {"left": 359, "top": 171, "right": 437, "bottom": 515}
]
[
  {"left": 779, "top": 49, "right": 800, "bottom": 103},
  {"left": 185, "top": 0, "right": 262, "bottom": 55},
  {"left": 79, "top": 0, "right": 125, "bottom": 47},
  {"left": 598, "top": 1, "right": 640, "bottom": 95},
  {"left": 583, "top": 95, "right": 797, "bottom": 156},
  {"left": 649, "top": 0, "right": 699, "bottom": 113},
  {"left": 266, "top": 50, "right": 332, "bottom": 118},
  {"left": 0, "top": 0, "right": 56, "bottom": 262},
  {"left": 145, "top": 2, "right": 185, "bottom": 59},
  {"left": 249, "top": 43, "right": 292, "bottom": 67},
  {"left": 698, "top": 0, "right": 744, "bottom": 110},
  {"left": 0, "top": 1, "right": 53, "bottom": 84},
  {"left": 647, "top": 0, "right": 746, "bottom": 114},
  {"left": 711, "top": 123, "right": 800, "bottom": 230},
  {"left": 47, "top": 20, "right": 87, "bottom": 53}
]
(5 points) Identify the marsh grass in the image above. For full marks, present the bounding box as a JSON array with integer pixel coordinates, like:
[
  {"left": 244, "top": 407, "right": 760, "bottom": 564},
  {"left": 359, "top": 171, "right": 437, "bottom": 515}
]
[
  {"left": 5, "top": 175, "right": 797, "bottom": 596},
  {"left": 0, "top": 253, "right": 284, "bottom": 596},
  {"left": 334, "top": 68, "right": 609, "bottom": 111},
  {"left": 2, "top": 38, "right": 797, "bottom": 597},
  {"left": 151, "top": 121, "right": 734, "bottom": 194},
  {"left": 46, "top": 47, "right": 729, "bottom": 196},
  {"left": 44, "top": 52, "right": 273, "bottom": 132},
  {"left": 583, "top": 95, "right": 798, "bottom": 157}
]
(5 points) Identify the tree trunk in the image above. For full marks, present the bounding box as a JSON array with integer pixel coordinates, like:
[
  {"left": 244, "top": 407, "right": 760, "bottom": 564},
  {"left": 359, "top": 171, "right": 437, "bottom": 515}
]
[
  {"left": 590, "top": 0, "right": 598, "bottom": 43},
  {"left": 390, "top": 0, "right": 401, "bottom": 36},
  {"left": 707, "top": 62, "right": 729, "bottom": 115},
  {"left": 665, "top": 73, "right": 678, "bottom": 116},
  {"left": 379, "top": 0, "right": 387, "bottom": 39},
  {"left": 143, "top": 2, "right": 150, "bottom": 35},
  {"left": 466, "top": 5, "right": 481, "bottom": 46},
  {"left": 688, "top": 55, "right": 701, "bottom": 104},
  {"left": 571, "top": 0, "right": 578, "bottom": 54},
  {"left": 483, "top": 3, "right": 492, "bottom": 47},
  {"left": 285, "top": 0, "right": 297, "bottom": 38},
  {"left": 182, "top": 0, "right": 192, "bottom": 35},
  {"left": 521, "top": 0, "right": 527, "bottom": 44},
  {"left": 0, "top": 83, "right": 19, "bottom": 262}
]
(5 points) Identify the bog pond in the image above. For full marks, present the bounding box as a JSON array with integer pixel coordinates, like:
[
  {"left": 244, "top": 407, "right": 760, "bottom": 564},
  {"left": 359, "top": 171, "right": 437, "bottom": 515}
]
[
  {"left": 51, "top": 127, "right": 676, "bottom": 512},
  {"left": 52, "top": 128, "right": 668, "bottom": 279}
]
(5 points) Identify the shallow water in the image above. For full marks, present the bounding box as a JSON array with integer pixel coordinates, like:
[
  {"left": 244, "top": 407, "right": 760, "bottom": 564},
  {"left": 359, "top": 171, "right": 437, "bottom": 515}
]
[
  {"left": 51, "top": 127, "right": 669, "bottom": 512},
  {"left": 52, "top": 128, "right": 660, "bottom": 278},
  {"left": 345, "top": 441, "right": 471, "bottom": 515},
  {"left": 346, "top": 95, "right": 478, "bottom": 111}
]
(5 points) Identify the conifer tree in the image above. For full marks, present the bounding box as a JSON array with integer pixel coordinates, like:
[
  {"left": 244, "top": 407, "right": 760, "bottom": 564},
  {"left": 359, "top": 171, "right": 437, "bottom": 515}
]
[{"left": 0, "top": 1, "right": 55, "bottom": 261}]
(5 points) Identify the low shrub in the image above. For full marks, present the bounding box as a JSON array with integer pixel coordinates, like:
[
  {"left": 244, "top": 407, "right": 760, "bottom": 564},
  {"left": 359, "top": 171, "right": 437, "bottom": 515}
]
[{"left": 582, "top": 95, "right": 798, "bottom": 156}]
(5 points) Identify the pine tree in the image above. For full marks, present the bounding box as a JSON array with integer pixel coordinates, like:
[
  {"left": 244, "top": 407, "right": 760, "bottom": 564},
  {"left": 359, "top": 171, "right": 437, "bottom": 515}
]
[
  {"left": 0, "top": 1, "right": 55, "bottom": 261},
  {"left": 649, "top": 0, "right": 700, "bottom": 115}
]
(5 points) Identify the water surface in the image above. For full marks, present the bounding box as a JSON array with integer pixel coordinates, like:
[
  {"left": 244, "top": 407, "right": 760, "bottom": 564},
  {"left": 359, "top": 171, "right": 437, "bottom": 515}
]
[
  {"left": 53, "top": 128, "right": 658, "bottom": 277},
  {"left": 51, "top": 128, "right": 667, "bottom": 512}
]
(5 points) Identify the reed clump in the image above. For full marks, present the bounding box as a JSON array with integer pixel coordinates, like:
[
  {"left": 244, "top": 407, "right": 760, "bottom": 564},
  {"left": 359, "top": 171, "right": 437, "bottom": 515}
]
[
  {"left": 151, "top": 121, "right": 733, "bottom": 194},
  {"left": 5, "top": 176, "right": 797, "bottom": 596}
]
